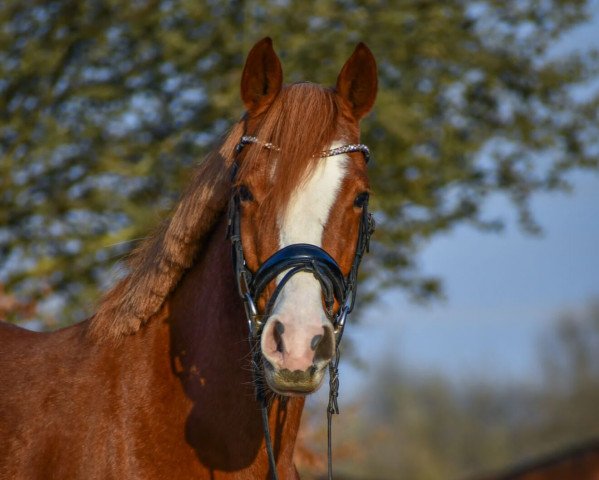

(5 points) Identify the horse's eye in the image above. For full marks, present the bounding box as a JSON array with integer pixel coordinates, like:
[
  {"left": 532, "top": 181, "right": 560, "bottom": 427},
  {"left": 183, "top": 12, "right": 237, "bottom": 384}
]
[
  {"left": 238, "top": 185, "right": 254, "bottom": 202},
  {"left": 354, "top": 192, "right": 369, "bottom": 209}
]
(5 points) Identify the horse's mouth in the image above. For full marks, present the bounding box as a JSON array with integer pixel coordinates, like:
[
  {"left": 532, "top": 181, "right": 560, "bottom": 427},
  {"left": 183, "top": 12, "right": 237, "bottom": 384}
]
[{"left": 262, "top": 359, "right": 327, "bottom": 396}]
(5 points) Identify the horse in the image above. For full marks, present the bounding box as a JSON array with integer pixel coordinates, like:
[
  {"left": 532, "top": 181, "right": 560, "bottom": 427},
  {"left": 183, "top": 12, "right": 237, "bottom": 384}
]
[{"left": 0, "top": 37, "right": 377, "bottom": 479}]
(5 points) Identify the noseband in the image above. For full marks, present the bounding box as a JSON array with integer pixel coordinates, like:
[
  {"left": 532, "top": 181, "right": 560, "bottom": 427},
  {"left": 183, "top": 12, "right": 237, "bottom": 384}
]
[{"left": 228, "top": 135, "right": 374, "bottom": 480}]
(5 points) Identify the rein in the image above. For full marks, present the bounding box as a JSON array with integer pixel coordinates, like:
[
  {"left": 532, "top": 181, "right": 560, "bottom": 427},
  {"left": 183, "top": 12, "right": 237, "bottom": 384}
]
[{"left": 227, "top": 135, "right": 374, "bottom": 480}]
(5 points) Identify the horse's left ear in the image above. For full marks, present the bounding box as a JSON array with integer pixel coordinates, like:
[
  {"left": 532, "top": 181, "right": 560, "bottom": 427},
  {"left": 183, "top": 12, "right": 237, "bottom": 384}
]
[
  {"left": 336, "top": 43, "right": 378, "bottom": 120},
  {"left": 241, "top": 37, "right": 283, "bottom": 115}
]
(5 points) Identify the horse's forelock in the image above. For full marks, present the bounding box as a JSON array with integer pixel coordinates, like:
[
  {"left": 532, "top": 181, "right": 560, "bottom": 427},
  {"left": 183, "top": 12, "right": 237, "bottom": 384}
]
[{"left": 236, "top": 83, "right": 349, "bottom": 221}]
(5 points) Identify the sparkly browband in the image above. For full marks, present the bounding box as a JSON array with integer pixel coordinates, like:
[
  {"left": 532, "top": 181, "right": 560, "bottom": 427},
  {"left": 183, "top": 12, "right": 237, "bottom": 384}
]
[
  {"left": 321, "top": 143, "right": 371, "bottom": 163},
  {"left": 236, "top": 135, "right": 371, "bottom": 163},
  {"left": 236, "top": 135, "right": 280, "bottom": 153}
]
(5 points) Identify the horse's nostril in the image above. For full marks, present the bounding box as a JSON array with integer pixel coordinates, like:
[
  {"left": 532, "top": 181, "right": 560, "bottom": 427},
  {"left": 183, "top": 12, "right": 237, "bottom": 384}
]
[
  {"left": 274, "top": 321, "right": 285, "bottom": 353},
  {"left": 275, "top": 321, "right": 285, "bottom": 335},
  {"left": 313, "top": 327, "right": 335, "bottom": 364}
]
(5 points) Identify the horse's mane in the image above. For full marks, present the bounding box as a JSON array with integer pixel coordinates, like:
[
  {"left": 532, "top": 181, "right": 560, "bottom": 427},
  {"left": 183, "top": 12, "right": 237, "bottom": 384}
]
[
  {"left": 88, "top": 122, "right": 243, "bottom": 341},
  {"left": 89, "top": 82, "right": 343, "bottom": 341}
]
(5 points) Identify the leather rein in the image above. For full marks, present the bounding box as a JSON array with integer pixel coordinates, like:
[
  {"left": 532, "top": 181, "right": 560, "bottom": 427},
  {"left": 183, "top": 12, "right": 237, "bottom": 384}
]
[{"left": 227, "top": 135, "right": 375, "bottom": 480}]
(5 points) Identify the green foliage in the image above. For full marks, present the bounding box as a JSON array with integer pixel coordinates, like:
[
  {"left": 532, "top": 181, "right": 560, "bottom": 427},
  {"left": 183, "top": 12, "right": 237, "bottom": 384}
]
[{"left": 1, "top": 0, "right": 598, "bottom": 325}]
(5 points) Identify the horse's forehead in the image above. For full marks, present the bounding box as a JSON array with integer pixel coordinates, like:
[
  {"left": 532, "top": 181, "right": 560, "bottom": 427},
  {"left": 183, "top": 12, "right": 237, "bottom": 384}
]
[{"left": 278, "top": 142, "right": 349, "bottom": 247}]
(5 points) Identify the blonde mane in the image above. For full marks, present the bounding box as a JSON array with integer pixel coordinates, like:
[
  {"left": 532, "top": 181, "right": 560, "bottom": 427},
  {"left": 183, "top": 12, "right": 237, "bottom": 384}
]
[{"left": 89, "top": 82, "right": 346, "bottom": 341}]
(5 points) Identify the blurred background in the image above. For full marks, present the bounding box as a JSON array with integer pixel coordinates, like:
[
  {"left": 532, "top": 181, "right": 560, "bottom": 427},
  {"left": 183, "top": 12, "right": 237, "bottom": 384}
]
[{"left": 1, "top": 0, "right": 598, "bottom": 478}]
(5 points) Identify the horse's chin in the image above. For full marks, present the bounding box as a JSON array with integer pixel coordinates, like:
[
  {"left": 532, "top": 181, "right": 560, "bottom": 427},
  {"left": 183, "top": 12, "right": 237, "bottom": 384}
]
[{"left": 262, "top": 360, "right": 327, "bottom": 397}]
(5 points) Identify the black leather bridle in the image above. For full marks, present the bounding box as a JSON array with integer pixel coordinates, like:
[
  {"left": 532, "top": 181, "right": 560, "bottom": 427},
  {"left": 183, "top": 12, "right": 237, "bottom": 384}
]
[{"left": 227, "top": 135, "right": 375, "bottom": 480}]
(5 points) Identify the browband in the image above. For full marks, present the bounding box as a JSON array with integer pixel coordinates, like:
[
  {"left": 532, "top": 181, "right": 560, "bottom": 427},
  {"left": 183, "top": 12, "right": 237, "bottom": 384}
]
[{"left": 237, "top": 135, "right": 371, "bottom": 163}]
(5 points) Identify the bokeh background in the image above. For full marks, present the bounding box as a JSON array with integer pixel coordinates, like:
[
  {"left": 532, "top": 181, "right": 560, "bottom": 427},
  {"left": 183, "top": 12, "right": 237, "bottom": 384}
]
[{"left": 1, "top": 1, "right": 598, "bottom": 478}]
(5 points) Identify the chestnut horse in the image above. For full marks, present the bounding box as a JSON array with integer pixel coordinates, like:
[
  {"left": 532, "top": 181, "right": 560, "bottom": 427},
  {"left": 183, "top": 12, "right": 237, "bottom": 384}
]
[{"left": 0, "top": 38, "right": 377, "bottom": 479}]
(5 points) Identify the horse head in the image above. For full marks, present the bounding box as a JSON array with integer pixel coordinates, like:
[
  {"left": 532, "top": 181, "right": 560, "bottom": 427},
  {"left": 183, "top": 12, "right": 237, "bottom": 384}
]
[{"left": 231, "top": 38, "right": 377, "bottom": 396}]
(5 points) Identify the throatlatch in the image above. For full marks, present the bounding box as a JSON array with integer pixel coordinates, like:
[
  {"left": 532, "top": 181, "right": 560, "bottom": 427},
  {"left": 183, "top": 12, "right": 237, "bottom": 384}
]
[{"left": 228, "top": 135, "right": 375, "bottom": 480}]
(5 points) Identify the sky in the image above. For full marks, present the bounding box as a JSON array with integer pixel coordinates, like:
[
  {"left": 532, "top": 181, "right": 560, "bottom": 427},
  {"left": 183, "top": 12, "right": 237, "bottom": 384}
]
[
  {"left": 346, "top": 170, "right": 599, "bottom": 387},
  {"left": 337, "top": 3, "right": 599, "bottom": 396}
]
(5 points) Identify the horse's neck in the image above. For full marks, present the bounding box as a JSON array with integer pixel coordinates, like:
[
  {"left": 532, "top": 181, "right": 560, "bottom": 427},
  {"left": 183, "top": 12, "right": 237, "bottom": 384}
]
[{"left": 147, "top": 214, "right": 305, "bottom": 475}]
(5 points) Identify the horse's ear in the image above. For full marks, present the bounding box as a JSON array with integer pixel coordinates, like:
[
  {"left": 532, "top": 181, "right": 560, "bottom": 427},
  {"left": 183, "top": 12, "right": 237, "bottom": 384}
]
[
  {"left": 241, "top": 37, "right": 283, "bottom": 115},
  {"left": 336, "top": 43, "right": 378, "bottom": 120}
]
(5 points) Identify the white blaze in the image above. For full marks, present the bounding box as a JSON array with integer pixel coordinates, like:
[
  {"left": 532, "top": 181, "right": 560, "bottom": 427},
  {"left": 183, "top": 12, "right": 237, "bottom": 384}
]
[{"left": 271, "top": 143, "right": 348, "bottom": 326}]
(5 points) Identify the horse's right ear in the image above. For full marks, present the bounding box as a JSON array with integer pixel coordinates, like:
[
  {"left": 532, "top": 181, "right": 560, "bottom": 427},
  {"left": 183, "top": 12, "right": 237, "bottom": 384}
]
[{"left": 241, "top": 37, "right": 283, "bottom": 115}]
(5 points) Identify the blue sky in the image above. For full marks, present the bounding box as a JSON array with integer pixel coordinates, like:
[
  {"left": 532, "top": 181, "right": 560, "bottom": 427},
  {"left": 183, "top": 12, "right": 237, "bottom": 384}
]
[
  {"left": 337, "top": 2, "right": 599, "bottom": 395},
  {"left": 346, "top": 170, "right": 599, "bottom": 387}
]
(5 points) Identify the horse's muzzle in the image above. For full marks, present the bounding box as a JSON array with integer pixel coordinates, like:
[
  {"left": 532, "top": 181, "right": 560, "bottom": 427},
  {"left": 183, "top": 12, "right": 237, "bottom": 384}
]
[{"left": 262, "top": 358, "right": 328, "bottom": 396}]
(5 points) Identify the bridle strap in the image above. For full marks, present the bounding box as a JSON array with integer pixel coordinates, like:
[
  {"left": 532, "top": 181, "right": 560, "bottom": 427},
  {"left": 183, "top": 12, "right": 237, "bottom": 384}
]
[
  {"left": 327, "top": 347, "right": 341, "bottom": 480},
  {"left": 252, "top": 243, "right": 347, "bottom": 315},
  {"left": 251, "top": 343, "right": 279, "bottom": 480},
  {"left": 229, "top": 135, "right": 374, "bottom": 480},
  {"left": 265, "top": 264, "right": 336, "bottom": 316}
]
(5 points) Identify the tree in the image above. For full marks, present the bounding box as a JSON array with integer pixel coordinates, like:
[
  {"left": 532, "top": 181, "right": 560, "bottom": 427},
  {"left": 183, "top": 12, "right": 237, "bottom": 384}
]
[
  {"left": 1, "top": 0, "right": 598, "bottom": 326},
  {"left": 535, "top": 299, "right": 599, "bottom": 449}
]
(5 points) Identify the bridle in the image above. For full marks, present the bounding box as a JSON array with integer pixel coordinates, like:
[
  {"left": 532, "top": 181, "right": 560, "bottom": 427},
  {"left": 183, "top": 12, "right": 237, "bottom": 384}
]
[{"left": 227, "top": 134, "right": 375, "bottom": 480}]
